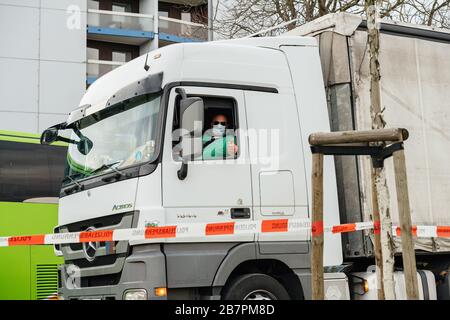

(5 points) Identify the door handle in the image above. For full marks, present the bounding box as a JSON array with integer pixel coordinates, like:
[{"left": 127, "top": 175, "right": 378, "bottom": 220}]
[{"left": 230, "top": 208, "right": 251, "bottom": 219}]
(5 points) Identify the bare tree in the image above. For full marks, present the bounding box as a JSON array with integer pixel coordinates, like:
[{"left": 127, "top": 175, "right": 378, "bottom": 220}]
[
  {"left": 214, "top": 0, "right": 450, "bottom": 39},
  {"left": 384, "top": 0, "right": 450, "bottom": 27}
]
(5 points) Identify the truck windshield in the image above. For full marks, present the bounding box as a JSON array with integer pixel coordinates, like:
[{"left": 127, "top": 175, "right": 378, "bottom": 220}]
[{"left": 63, "top": 93, "right": 161, "bottom": 184}]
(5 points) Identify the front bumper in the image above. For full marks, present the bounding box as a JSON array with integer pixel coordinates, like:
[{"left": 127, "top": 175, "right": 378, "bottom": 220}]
[{"left": 59, "top": 244, "right": 166, "bottom": 300}]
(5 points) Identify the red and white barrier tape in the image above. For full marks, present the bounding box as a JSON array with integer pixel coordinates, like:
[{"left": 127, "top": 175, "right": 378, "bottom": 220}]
[
  {"left": 0, "top": 219, "right": 449, "bottom": 247},
  {"left": 394, "top": 225, "right": 450, "bottom": 238}
]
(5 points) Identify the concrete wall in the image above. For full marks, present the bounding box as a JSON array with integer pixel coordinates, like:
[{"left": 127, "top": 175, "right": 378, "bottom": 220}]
[
  {"left": 0, "top": 0, "right": 87, "bottom": 134},
  {"left": 139, "top": 0, "right": 158, "bottom": 54}
]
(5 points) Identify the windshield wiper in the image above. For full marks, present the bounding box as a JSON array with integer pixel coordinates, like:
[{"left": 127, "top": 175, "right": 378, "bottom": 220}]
[
  {"left": 63, "top": 175, "right": 82, "bottom": 188},
  {"left": 61, "top": 175, "right": 84, "bottom": 195},
  {"left": 90, "top": 161, "right": 124, "bottom": 176}
]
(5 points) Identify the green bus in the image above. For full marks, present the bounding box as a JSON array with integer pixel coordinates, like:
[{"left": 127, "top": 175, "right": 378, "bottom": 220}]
[{"left": 0, "top": 130, "right": 67, "bottom": 299}]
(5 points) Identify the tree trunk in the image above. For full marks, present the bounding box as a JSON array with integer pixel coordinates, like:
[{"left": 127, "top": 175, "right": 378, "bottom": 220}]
[
  {"left": 365, "top": 0, "right": 396, "bottom": 300},
  {"left": 371, "top": 169, "right": 385, "bottom": 300}
]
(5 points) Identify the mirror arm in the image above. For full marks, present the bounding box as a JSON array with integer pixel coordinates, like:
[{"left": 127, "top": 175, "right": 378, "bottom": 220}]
[
  {"left": 45, "top": 122, "right": 67, "bottom": 132},
  {"left": 72, "top": 126, "right": 86, "bottom": 140},
  {"left": 175, "top": 87, "right": 187, "bottom": 100},
  {"left": 177, "top": 161, "right": 188, "bottom": 180},
  {"left": 56, "top": 136, "right": 77, "bottom": 145}
]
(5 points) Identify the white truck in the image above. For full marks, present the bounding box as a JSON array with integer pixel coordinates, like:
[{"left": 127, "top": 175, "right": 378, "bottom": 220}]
[{"left": 41, "top": 13, "right": 450, "bottom": 300}]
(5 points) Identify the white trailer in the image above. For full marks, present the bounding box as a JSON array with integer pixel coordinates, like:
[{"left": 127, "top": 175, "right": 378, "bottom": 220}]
[
  {"left": 286, "top": 12, "right": 450, "bottom": 256},
  {"left": 42, "top": 13, "right": 450, "bottom": 300}
]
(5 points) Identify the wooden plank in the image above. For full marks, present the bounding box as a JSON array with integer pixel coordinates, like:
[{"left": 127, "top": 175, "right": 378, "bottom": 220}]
[
  {"left": 308, "top": 128, "right": 408, "bottom": 146},
  {"left": 311, "top": 153, "right": 324, "bottom": 300},
  {"left": 393, "top": 149, "right": 419, "bottom": 300}
]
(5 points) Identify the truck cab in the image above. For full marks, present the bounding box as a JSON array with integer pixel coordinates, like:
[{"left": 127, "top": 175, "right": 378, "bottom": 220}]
[{"left": 44, "top": 37, "right": 343, "bottom": 300}]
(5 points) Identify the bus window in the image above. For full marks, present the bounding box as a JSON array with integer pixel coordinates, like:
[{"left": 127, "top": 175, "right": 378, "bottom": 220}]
[{"left": 0, "top": 140, "right": 67, "bottom": 202}]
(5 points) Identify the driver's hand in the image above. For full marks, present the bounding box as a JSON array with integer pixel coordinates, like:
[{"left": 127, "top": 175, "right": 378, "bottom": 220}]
[{"left": 227, "top": 140, "right": 238, "bottom": 156}]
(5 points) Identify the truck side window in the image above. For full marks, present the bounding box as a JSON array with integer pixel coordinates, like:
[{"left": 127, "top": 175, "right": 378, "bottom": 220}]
[{"left": 172, "top": 96, "right": 239, "bottom": 161}]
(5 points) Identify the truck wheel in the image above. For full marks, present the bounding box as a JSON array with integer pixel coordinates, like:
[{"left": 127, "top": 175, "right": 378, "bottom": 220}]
[{"left": 222, "top": 273, "right": 290, "bottom": 300}]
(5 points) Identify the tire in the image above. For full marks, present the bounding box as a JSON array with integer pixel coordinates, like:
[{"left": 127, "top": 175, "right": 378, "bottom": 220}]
[{"left": 222, "top": 273, "right": 290, "bottom": 300}]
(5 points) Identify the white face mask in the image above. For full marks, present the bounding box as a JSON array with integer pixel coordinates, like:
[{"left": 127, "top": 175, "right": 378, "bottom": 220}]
[{"left": 212, "top": 124, "right": 226, "bottom": 137}]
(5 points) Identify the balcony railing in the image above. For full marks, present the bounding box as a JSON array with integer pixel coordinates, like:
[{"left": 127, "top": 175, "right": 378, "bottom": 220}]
[
  {"left": 87, "top": 9, "right": 154, "bottom": 38},
  {"left": 87, "top": 9, "right": 208, "bottom": 42},
  {"left": 158, "top": 16, "right": 208, "bottom": 42},
  {"left": 87, "top": 59, "right": 125, "bottom": 84}
]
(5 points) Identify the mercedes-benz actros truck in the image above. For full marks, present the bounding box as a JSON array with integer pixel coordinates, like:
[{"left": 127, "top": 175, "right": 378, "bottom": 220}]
[{"left": 41, "top": 13, "right": 450, "bottom": 300}]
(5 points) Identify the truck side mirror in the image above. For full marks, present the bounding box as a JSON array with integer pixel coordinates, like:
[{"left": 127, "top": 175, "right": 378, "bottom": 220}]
[
  {"left": 40, "top": 124, "right": 93, "bottom": 155},
  {"left": 180, "top": 97, "right": 204, "bottom": 160},
  {"left": 176, "top": 89, "right": 204, "bottom": 180},
  {"left": 40, "top": 128, "right": 59, "bottom": 145},
  {"left": 77, "top": 136, "right": 93, "bottom": 155}
]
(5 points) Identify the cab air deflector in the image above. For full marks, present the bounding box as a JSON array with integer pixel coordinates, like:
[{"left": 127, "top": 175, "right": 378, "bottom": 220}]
[{"left": 105, "top": 72, "right": 163, "bottom": 108}]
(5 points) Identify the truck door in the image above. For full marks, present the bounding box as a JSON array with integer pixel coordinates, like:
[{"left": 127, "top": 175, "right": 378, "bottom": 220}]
[
  {"left": 162, "top": 86, "right": 254, "bottom": 242},
  {"left": 244, "top": 90, "right": 310, "bottom": 243}
]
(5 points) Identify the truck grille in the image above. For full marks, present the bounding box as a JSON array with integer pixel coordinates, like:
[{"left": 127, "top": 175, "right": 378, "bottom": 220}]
[{"left": 57, "top": 211, "right": 137, "bottom": 288}]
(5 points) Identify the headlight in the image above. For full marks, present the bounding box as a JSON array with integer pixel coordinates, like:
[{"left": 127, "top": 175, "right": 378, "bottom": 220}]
[{"left": 123, "top": 289, "right": 147, "bottom": 300}]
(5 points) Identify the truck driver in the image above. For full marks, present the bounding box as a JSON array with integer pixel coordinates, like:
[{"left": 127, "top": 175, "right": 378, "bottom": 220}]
[{"left": 202, "top": 114, "right": 238, "bottom": 160}]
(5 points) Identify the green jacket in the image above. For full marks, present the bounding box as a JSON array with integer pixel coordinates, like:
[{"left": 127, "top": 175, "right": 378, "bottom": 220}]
[{"left": 202, "top": 134, "right": 237, "bottom": 160}]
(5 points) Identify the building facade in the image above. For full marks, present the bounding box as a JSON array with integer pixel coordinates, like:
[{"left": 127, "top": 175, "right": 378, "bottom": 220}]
[{"left": 0, "top": 0, "right": 210, "bottom": 134}]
